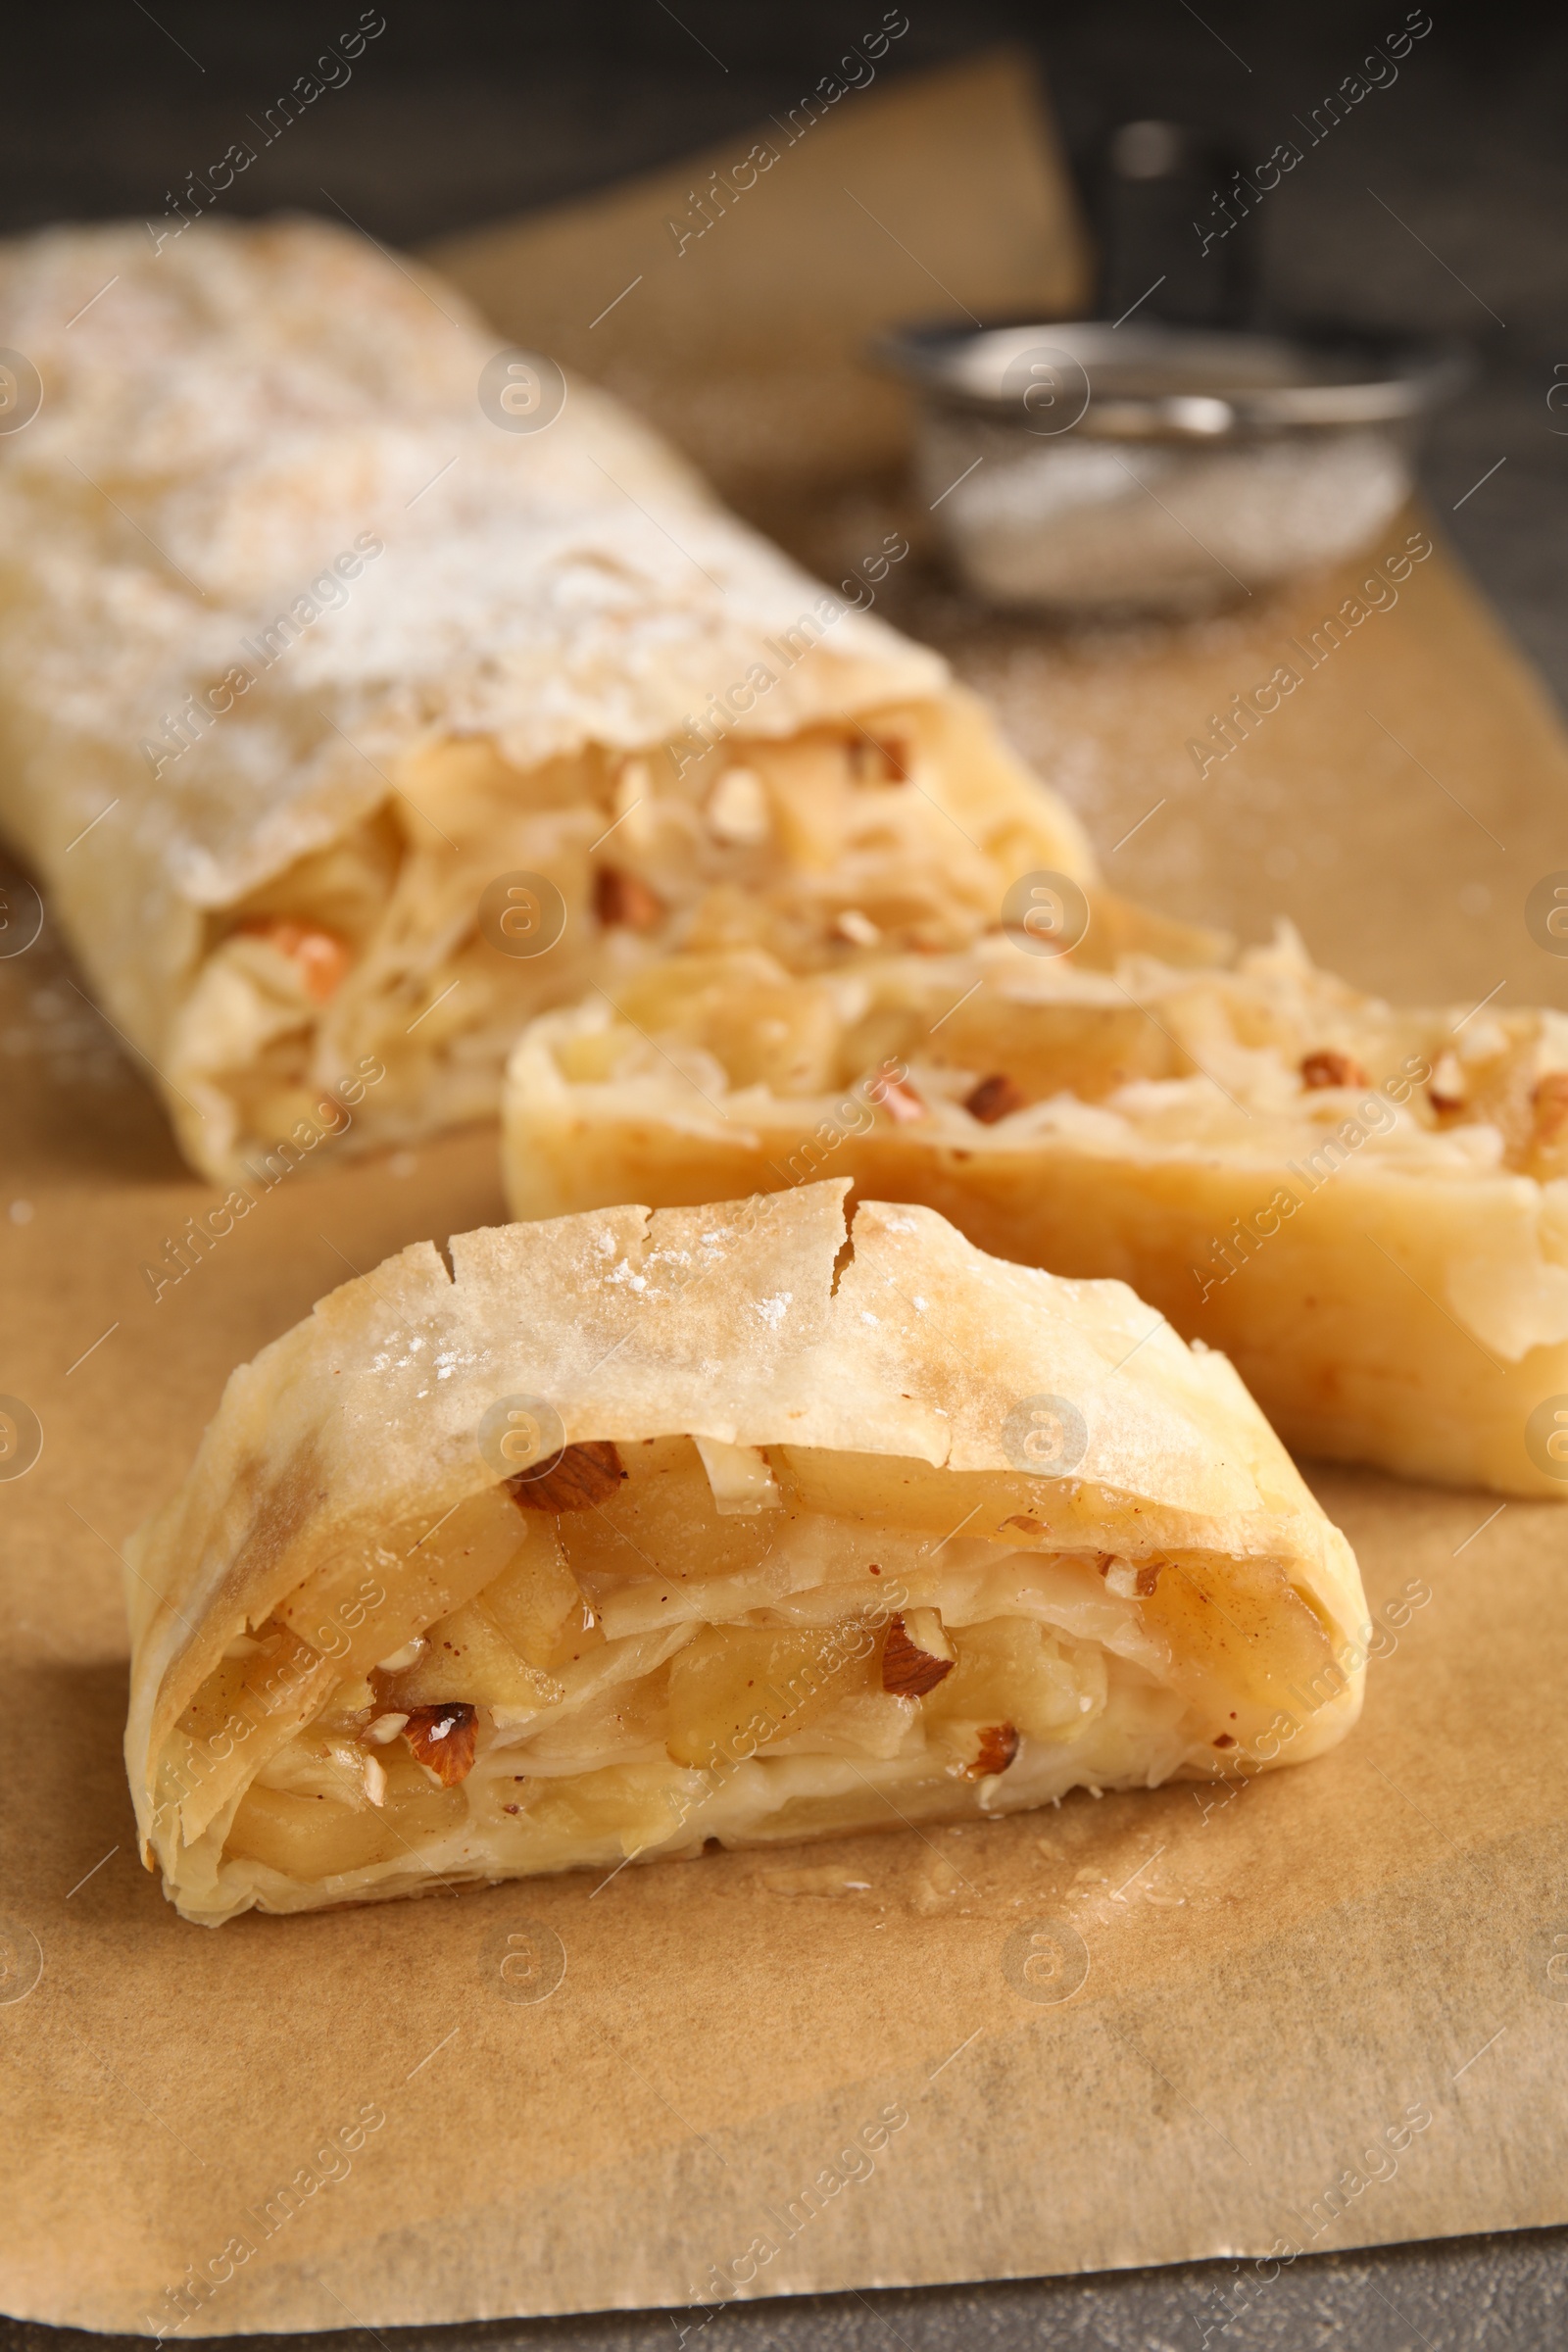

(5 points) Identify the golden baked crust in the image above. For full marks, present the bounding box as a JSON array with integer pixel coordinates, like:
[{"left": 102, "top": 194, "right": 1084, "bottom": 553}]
[
  {"left": 501, "top": 923, "right": 1568, "bottom": 1495},
  {"left": 0, "top": 217, "right": 1090, "bottom": 1181},
  {"left": 125, "top": 1181, "right": 1365, "bottom": 1923}
]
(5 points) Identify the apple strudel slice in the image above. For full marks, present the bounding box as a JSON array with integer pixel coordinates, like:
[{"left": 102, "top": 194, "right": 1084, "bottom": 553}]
[
  {"left": 125, "top": 1180, "right": 1365, "bottom": 1924},
  {"left": 500, "top": 924, "right": 1568, "bottom": 1495},
  {"left": 0, "top": 216, "right": 1090, "bottom": 1186}
]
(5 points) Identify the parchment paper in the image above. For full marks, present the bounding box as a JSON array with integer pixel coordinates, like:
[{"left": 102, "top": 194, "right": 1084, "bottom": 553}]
[{"left": 2, "top": 50, "right": 1566, "bottom": 2339}]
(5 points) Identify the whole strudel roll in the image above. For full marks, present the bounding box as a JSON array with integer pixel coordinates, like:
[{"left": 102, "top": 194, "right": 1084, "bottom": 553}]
[
  {"left": 125, "top": 1180, "right": 1366, "bottom": 1923},
  {"left": 500, "top": 924, "right": 1568, "bottom": 1494},
  {"left": 0, "top": 217, "right": 1089, "bottom": 1183}
]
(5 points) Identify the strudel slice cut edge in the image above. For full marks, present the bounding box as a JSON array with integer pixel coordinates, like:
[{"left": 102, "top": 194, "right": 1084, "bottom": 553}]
[
  {"left": 499, "top": 926, "right": 1568, "bottom": 1496},
  {"left": 124, "top": 1179, "right": 1366, "bottom": 1924}
]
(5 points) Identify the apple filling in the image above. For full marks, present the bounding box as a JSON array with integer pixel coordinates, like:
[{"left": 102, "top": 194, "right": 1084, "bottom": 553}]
[
  {"left": 168, "top": 689, "right": 1079, "bottom": 1181},
  {"left": 506, "top": 924, "right": 1568, "bottom": 1208},
  {"left": 161, "top": 1434, "right": 1342, "bottom": 1901}
]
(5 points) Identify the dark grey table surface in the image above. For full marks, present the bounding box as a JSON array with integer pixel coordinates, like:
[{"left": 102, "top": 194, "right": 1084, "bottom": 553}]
[{"left": 3, "top": 4, "right": 1564, "bottom": 2344}]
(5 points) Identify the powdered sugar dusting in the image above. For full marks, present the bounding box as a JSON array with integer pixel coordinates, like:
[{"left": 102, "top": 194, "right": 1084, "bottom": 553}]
[{"left": 0, "top": 216, "right": 945, "bottom": 1046}]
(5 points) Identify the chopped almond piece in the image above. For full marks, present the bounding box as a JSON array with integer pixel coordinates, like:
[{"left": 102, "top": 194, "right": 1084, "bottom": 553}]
[
  {"left": 374, "top": 1641, "right": 423, "bottom": 1675},
  {"left": 1535, "top": 1070, "right": 1568, "bottom": 1144},
  {"left": 1300, "top": 1049, "right": 1367, "bottom": 1091},
  {"left": 873, "top": 1072, "right": 926, "bottom": 1124},
  {"left": 964, "top": 1073, "right": 1025, "bottom": 1124},
  {"left": 970, "top": 1723, "right": 1020, "bottom": 1778},
  {"left": 234, "top": 916, "right": 350, "bottom": 1004},
  {"left": 595, "top": 867, "right": 664, "bottom": 931},
  {"left": 850, "top": 735, "right": 910, "bottom": 782},
  {"left": 1427, "top": 1051, "right": 1466, "bottom": 1114},
  {"left": 1098, "top": 1553, "right": 1166, "bottom": 1599},
  {"left": 402, "top": 1701, "right": 476, "bottom": 1787},
  {"left": 881, "top": 1612, "right": 956, "bottom": 1698},
  {"left": 508, "top": 1440, "right": 624, "bottom": 1513},
  {"left": 833, "top": 907, "right": 881, "bottom": 948}
]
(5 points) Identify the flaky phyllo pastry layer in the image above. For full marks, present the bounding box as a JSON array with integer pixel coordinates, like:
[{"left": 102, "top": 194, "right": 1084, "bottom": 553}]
[
  {"left": 0, "top": 218, "right": 1089, "bottom": 1185},
  {"left": 501, "top": 924, "right": 1568, "bottom": 1497},
  {"left": 125, "top": 1181, "right": 1366, "bottom": 1924}
]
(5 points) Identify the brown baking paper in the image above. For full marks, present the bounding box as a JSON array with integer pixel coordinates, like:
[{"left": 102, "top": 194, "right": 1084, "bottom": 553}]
[
  {"left": 941, "top": 510, "right": 1568, "bottom": 1016},
  {"left": 3, "top": 51, "right": 1568, "bottom": 2338}
]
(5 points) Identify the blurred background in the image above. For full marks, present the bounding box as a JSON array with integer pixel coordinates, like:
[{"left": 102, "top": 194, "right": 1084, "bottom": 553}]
[
  {"left": 5, "top": 1, "right": 1565, "bottom": 1168},
  {"left": 3, "top": 1, "right": 1560, "bottom": 690}
]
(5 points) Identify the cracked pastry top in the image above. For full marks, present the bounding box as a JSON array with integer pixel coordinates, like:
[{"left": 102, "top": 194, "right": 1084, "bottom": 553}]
[
  {"left": 0, "top": 216, "right": 1090, "bottom": 1183},
  {"left": 124, "top": 1180, "right": 1366, "bottom": 1924}
]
